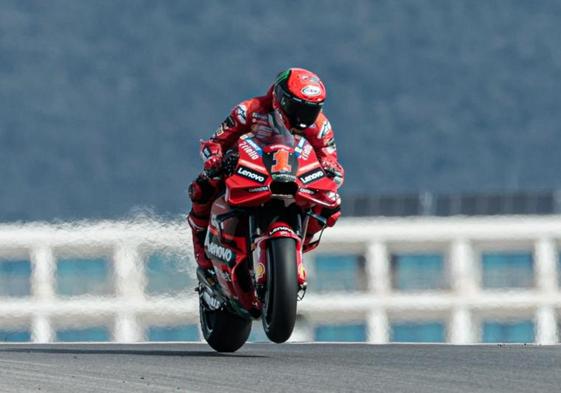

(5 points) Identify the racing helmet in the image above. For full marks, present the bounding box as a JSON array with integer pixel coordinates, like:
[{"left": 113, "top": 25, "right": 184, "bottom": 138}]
[{"left": 272, "top": 68, "right": 326, "bottom": 129}]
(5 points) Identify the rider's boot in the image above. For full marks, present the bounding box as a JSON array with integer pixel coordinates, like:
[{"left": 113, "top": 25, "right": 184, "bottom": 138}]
[{"left": 187, "top": 211, "right": 213, "bottom": 272}]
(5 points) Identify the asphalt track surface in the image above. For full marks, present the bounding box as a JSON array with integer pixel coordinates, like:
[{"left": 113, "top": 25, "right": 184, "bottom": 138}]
[{"left": 0, "top": 343, "right": 559, "bottom": 393}]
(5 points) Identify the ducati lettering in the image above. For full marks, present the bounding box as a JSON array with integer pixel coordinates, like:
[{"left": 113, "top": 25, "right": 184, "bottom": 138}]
[
  {"left": 299, "top": 168, "right": 325, "bottom": 185},
  {"left": 236, "top": 166, "right": 267, "bottom": 184},
  {"left": 239, "top": 141, "right": 260, "bottom": 160}
]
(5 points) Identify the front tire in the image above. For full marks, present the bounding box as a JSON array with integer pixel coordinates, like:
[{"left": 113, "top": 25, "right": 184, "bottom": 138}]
[
  {"left": 262, "top": 237, "right": 298, "bottom": 343},
  {"left": 199, "top": 300, "right": 251, "bottom": 352}
]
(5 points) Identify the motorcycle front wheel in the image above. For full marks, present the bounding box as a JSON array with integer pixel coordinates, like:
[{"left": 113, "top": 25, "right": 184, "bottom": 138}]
[
  {"left": 262, "top": 237, "right": 298, "bottom": 343},
  {"left": 199, "top": 300, "right": 251, "bottom": 352}
]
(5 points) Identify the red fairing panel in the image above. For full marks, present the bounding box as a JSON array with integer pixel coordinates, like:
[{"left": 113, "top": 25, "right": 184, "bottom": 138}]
[
  {"left": 225, "top": 136, "right": 272, "bottom": 206},
  {"left": 206, "top": 196, "right": 258, "bottom": 311},
  {"left": 293, "top": 138, "right": 339, "bottom": 208}
]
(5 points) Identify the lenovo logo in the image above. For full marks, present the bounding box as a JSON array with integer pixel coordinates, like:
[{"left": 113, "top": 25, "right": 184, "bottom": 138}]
[
  {"left": 237, "top": 166, "right": 266, "bottom": 184},
  {"left": 299, "top": 168, "right": 325, "bottom": 185},
  {"left": 206, "top": 241, "right": 234, "bottom": 264}
]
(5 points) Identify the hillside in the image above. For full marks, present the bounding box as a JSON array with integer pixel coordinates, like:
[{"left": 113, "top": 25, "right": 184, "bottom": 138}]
[{"left": 1, "top": 0, "right": 561, "bottom": 220}]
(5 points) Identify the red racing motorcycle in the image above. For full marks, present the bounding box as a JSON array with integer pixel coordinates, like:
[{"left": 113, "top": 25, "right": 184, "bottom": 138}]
[{"left": 197, "top": 113, "right": 339, "bottom": 352}]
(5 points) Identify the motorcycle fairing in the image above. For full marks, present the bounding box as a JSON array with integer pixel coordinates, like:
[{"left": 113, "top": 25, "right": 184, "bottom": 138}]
[
  {"left": 206, "top": 196, "right": 258, "bottom": 314},
  {"left": 226, "top": 134, "right": 338, "bottom": 209}
]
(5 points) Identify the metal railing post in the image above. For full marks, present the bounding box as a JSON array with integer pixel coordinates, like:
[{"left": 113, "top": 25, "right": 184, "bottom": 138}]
[
  {"left": 449, "top": 239, "right": 476, "bottom": 343},
  {"left": 366, "top": 241, "right": 390, "bottom": 343}
]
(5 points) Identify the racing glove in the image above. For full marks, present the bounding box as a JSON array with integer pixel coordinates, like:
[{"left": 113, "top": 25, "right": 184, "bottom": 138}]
[
  {"left": 321, "top": 158, "right": 344, "bottom": 188},
  {"left": 200, "top": 140, "right": 223, "bottom": 177}
]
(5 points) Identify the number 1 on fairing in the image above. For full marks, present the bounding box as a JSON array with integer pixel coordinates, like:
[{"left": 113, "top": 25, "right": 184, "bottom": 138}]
[{"left": 272, "top": 149, "right": 291, "bottom": 172}]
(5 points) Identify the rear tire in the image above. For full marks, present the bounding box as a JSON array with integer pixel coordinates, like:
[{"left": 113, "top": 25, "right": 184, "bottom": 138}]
[
  {"left": 262, "top": 237, "right": 298, "bottom": 343},
  {"left": 199, "top": 300, "right": 251, "bottom": 352}
]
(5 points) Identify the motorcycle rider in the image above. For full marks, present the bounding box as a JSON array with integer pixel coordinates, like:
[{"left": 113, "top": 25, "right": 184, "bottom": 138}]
[{"left": 188, "top": 67, "right": 344, "bottom": 271}]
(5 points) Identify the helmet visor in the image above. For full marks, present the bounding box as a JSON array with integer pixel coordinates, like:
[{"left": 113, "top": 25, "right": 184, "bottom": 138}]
[{"left": 279, "top": 90, "right": 323, "bottom": 129}]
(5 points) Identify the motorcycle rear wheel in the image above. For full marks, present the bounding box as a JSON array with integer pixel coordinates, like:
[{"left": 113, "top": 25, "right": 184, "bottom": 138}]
[
  {"left": 262, "top": 237, "right": 298, "bottom": 343},
  {"left": 199, "top": 300, "right": 252, "bottom": 352}
]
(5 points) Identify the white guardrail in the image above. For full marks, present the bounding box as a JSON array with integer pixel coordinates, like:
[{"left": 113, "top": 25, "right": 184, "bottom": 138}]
[{"left": 0, "top": 216, "right": 560, "bottom": 344}]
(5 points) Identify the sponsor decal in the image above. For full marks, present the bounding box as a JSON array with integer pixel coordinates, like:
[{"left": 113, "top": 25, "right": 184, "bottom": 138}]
[
  {"left": 299, "top": 168, "right": 325, "bottom": 185},
  {"left": 301, "top": 85, "right": 322, "bottom": 97},
  {"left": 300, "top": 188, "right": 316, "bottom": 195},
  {"left": 255, "top": 262, "right": 265, "bottom": 281},
  {"left": 236, "top": 166, "right": 267, "bottom": 184},
  {"left": 272, "top": 173, "right": 296, "bottom": 183},
  {"left": 301, "top": 143, "right": 313, "bottom": 160},
  {"left": 298, "top": 264, "right": 306, "bottom": 280},
  {"left": 318, "top": 120, "right": 331, "bottom": 139},
  {"left": 239, "top": 141, "right": 260, "bottom": 160},
  {"left": 294, "top": 137, "right": 307, "bottom": 157},
  {"left": 235, "top": 104, "right": 247, "bottom": 125},
  {"left": 244, "top": 137, "right": 263, "bottom": 155},
  {"left": 205, "top": 236, "right": 236, "bottom": 264},
  {"left": 269, "top": 226, "right": 293, "bottom": 236},
  {"left": 248, "top": 186, "right": 269, "bottom": 193}
]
